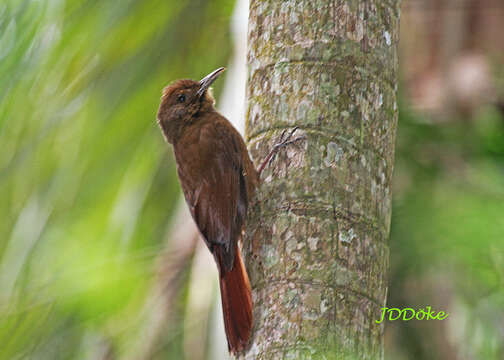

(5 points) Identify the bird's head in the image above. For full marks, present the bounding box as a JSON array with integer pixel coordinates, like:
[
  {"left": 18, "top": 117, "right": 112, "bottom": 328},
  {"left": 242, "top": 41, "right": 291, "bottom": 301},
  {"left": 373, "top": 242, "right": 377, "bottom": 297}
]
[{"left": 157, "top": 67, "right": 225, "bottom": 143}]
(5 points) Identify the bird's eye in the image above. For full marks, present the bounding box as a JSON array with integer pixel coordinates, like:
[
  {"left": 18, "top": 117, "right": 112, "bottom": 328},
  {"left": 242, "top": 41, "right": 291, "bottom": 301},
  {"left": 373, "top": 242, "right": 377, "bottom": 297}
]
[{"left": 177, "top": 94, "right": 186, "bottom": 103}]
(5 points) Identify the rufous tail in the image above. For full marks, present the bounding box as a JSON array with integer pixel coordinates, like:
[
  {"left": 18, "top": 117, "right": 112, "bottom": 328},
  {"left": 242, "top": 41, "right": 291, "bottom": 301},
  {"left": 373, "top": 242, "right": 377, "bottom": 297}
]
[{"left": 218, "top": 245, "right": 253, "bottom": 354}]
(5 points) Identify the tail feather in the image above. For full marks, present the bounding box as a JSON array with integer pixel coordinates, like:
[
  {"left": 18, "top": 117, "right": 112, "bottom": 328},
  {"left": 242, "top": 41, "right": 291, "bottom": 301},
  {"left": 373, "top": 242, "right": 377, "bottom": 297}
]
[{"left": 218, "top": 245, "right": 253, "bottom": 353}]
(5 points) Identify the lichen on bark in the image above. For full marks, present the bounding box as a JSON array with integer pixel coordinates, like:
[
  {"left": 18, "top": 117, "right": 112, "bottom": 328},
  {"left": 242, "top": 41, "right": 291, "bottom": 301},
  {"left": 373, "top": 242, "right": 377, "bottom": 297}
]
[{"left": 241, "top": 0, "right": 400, "bottom": 359}]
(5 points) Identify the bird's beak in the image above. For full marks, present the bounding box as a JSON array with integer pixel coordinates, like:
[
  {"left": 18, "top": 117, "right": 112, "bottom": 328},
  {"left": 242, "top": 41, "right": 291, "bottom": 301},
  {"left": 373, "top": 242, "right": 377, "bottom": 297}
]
[{"left": 197, "top": 67, "right": 225, "bottom": 97}]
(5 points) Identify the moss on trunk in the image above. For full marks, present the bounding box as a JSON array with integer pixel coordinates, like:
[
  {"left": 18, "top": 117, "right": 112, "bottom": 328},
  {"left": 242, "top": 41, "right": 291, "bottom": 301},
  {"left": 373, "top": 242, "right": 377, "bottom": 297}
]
[{"left": 240, "top": 0, "right": 400, "bottom": 358}]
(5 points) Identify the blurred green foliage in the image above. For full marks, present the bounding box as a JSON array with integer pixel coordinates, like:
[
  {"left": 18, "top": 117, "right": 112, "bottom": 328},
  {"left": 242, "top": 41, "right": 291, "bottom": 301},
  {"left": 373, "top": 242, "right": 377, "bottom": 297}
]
[
  {"left": 388, "top": 102, "right": 504, "bottom": 360},
  {"left": 0, "top": 0, "right": 234, "bottom": 358}
]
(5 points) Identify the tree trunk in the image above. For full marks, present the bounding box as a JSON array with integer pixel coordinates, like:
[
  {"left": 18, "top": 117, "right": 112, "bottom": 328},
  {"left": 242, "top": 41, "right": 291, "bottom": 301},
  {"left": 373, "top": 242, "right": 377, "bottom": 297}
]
[{"left": 241, "top": 0, "right": 400, "bottom": 359}]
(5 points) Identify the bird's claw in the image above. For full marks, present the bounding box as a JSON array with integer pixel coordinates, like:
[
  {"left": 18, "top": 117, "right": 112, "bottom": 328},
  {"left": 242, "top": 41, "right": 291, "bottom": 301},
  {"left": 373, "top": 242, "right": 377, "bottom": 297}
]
[{"left": 258, "top": 126, "right": 306, "bottom": 177}]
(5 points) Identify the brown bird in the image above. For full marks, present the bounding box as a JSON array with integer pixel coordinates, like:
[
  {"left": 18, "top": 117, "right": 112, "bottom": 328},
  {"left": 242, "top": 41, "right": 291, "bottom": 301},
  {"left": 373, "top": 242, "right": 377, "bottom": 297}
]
[{"left": 157, "top": 68, "right": 258, "bottom": 353}]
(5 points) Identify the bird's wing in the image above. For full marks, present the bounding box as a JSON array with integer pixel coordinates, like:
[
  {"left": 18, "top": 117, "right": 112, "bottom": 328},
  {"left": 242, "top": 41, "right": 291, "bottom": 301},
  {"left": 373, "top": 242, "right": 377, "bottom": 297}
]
[{"left": 182, "top": 120, "right": 249, "bottom": 272}]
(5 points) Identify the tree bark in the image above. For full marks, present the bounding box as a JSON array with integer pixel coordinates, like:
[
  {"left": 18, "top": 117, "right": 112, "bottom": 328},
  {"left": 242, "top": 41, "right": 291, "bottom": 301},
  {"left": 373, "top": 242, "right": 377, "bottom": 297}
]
[{"left": 241, "top": 0, "right": 400, "bottom": 359}]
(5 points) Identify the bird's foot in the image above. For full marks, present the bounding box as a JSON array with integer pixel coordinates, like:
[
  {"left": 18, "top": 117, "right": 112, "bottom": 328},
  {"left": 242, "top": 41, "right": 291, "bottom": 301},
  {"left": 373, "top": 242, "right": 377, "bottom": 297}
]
[{"left": 257, "top": 126, "right": 306, "bottom": 177}]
